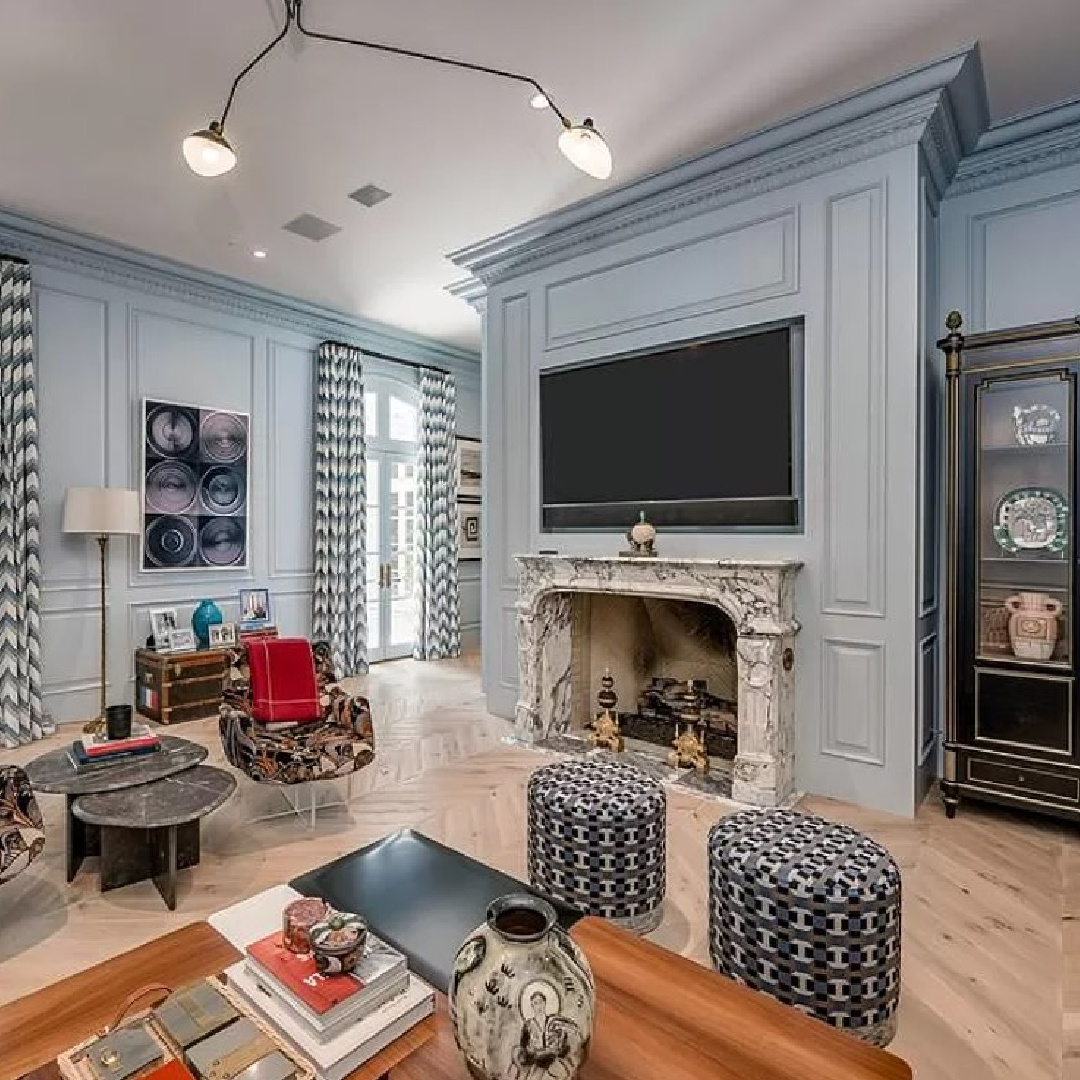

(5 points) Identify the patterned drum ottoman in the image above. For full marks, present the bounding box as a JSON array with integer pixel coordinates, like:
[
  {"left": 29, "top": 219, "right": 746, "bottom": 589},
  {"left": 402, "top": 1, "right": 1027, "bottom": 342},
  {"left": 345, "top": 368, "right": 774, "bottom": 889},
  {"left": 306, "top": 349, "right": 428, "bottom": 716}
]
[
  {"left": 527, "top": 758, "right": 666, "bottom": 933},
  {"left": 708, "top": 809, "right": 901, "bottom": 1046}
]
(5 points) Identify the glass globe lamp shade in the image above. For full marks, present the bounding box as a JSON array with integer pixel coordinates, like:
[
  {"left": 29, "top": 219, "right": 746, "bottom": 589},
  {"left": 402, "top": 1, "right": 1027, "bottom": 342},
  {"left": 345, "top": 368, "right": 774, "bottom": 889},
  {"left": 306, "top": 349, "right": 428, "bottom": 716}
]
[
  {"left": 182, "top": 123, "right": 237, "bottom": 177},
  {"left": 557, "top": 119, "right": 612, "bottom": 180}
]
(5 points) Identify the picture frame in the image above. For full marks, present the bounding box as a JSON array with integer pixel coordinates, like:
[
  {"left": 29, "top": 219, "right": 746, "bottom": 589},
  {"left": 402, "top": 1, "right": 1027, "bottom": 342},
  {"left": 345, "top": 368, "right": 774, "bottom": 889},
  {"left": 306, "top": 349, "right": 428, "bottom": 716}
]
[
  {"left": 149, "top": 607, "right": 180, "bottom": 649},
  {"left": 208, "top": 622, "right": 237, "bottom": 648},
  {"left": 141, "top": 398, "right": 251, "bottom": 572},
  {"left": 239, "top": 587, "right": 272, "bottom": 629},
  {"left": 165, "top": 628, "right": 197, "bottom": 653},
  {"left": 457, "top": 437, "right": 482, "bottom": 501},
  {"left": 458, "top": 504, "right": 482, "bottom": 560}
]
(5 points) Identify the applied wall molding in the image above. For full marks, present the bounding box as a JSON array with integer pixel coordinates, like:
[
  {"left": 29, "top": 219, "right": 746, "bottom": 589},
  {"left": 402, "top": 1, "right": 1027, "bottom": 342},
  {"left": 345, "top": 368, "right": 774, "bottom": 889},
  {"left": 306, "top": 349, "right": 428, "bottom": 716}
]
[
  {"left": 949, "top": 96, "right": 1080, "bottom": 196},
  {"left": 449, "top": 48, "right": 985, "bottom": 289},
  {"left": 542, "top": 208, "right": 799, "bottom": 349},
  {"left": 0, "top": 207, "right": 479, "bottom": 376},
  {"left": 821, "top": 637, "right": 886, "bottom": 766},
  {"left": 918, "top": 632, "right": 939, "bottom": 765}
]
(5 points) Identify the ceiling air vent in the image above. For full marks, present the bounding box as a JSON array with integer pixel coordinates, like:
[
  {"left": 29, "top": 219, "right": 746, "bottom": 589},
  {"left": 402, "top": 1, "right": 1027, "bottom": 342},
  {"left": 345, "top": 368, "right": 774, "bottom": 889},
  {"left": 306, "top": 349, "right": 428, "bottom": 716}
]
[
  {"left": 349, "top": 184, "right": 392, "bottom": 208},
  {"left": 282, "top": 213, "right": 342, "bottom": 242}
]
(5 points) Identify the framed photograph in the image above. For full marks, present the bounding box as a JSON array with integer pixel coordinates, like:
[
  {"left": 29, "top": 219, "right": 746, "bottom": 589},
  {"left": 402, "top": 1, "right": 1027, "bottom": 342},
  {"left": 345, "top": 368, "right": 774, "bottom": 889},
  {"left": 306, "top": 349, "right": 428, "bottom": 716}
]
[
  {"left": 141, "top": 398, "right": 250, "bottom": 571},
  {"left": 239, "top": 587, "right": 272, "bottom": 629},
  {"left": 165, "top": 628, "right": 197, "bottom": 653},
  {"left": 208, "top": 622, "right": 237, "bottom": 648},
  {"left": 458, "top": 504, "right": 482, "bottom": 560},
  {"left": 457, "top": 437, "right": 482, "bottom": 501},
  {"left": 149, "top": 607, "right": 179, "bottom": 648}
]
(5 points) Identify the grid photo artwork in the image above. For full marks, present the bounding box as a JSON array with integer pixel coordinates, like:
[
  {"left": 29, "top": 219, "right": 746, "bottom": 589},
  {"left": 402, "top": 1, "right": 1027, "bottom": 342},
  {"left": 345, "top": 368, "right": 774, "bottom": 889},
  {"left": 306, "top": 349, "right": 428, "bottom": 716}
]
[{"left": 142, "top": 399, "right": 250, "bottom": 570}]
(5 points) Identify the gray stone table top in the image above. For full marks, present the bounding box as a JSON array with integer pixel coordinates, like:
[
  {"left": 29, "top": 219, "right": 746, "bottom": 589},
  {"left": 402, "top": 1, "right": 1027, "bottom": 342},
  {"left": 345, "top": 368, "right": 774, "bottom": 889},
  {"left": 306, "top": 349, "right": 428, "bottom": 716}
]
[
  {"left": 24, "top": 735, "right": 208, "bottom": 795},
  {"left": 72, "top": 764, "right": 236, "bottom": 828}
]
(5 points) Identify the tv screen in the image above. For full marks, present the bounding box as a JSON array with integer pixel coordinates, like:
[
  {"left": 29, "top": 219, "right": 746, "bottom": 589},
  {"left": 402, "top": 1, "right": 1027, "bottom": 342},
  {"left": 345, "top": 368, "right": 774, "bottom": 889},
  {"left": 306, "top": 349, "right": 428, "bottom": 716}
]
[{"left": 540, "top": 325, "right": 799, "bottom": 529}]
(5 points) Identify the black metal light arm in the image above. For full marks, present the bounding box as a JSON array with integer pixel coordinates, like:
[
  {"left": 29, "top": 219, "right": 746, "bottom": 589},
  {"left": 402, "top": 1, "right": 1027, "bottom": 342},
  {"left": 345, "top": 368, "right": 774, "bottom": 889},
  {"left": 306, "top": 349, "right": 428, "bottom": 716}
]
[{"left": 212, "top": 0, "right": 573, "bottom": 132}]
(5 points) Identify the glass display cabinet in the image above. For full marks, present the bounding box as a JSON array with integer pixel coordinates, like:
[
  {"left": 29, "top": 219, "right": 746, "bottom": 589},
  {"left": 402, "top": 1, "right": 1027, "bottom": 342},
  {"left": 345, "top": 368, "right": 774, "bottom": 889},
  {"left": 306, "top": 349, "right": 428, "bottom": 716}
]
[{"left": 940, "top": 311, "right": 1080, "bottom": 821}]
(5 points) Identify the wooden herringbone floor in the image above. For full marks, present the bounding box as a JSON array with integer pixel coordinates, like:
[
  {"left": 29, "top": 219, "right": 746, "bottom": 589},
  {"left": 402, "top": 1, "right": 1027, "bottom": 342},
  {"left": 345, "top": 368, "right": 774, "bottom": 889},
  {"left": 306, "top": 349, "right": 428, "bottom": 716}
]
[{"left": 0, "top": 652, "right": 1075, "bottom": 1079}]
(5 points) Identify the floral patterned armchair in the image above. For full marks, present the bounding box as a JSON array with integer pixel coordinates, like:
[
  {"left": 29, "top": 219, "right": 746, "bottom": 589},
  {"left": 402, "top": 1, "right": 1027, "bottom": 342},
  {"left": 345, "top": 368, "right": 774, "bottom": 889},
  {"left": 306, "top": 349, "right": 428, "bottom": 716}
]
[
  {"left": 1, "top": 765, "right": 45, "bottom": 884},
  {"left": 219, "top": 640, "right": 375, "bottom": 785}
]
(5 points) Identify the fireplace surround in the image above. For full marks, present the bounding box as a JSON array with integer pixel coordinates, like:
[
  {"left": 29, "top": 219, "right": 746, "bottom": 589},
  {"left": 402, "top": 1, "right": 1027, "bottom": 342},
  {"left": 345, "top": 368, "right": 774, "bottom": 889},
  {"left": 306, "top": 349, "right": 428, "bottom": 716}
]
[{"left": 516, "top": 555, "right": 802, "bottom": 806}]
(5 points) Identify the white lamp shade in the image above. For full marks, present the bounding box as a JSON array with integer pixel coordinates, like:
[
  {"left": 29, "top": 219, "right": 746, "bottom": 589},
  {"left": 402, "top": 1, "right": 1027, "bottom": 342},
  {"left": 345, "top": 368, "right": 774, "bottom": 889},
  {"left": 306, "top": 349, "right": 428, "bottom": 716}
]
[
  {"left": 557, "top": 121, "right": 613, "bottom": 180},
  {"left": 63, "top": 488, "right": 141, "bottom": 536},
  {"left": 182, "top": 126, "right": 237, "bottom": 178}
]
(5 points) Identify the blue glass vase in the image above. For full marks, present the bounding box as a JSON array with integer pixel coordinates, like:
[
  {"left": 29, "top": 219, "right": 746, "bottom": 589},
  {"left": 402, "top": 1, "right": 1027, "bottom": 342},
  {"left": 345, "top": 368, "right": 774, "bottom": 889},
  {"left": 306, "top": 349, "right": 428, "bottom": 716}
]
[{"left": 192, "top": 599, "right": 223, "bottom": 650}]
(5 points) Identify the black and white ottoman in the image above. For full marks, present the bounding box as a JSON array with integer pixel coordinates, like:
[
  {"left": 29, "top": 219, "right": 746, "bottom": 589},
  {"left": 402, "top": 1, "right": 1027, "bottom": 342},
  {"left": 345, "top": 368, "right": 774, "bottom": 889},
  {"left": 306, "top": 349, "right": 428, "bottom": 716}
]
[
  {"left": 527, "top": 758, "right": 666, "bottom": 933},
  {"left": 708, "top": 809, "right": 901, "bottom": 1046}
]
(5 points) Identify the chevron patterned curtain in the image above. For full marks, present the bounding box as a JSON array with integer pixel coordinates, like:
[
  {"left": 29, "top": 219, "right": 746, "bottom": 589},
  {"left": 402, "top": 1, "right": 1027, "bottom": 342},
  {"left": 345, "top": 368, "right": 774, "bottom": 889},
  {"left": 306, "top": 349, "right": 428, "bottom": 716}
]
[
  {"left": 414, "top": 369, "right": 460, "bottom": 660},
  {"left": 312, "top": 342, "right": 368, "bottom": 675},
  {"left": 0, "top": 258, "right": 47, "bottom": 746}
]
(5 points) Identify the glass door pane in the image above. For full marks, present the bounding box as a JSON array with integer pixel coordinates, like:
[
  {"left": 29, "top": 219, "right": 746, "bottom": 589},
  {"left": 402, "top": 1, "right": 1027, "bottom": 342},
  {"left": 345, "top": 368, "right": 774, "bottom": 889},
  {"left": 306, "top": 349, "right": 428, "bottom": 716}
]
[
  {"left": 366, "top": 457, "right": 382, "bottom": 656},
  {"left": 976, "top": 372, "right": 1072, "bottom": 668},
  {"left": 387, "top": 459, "right": 418, "bottom": 655}
]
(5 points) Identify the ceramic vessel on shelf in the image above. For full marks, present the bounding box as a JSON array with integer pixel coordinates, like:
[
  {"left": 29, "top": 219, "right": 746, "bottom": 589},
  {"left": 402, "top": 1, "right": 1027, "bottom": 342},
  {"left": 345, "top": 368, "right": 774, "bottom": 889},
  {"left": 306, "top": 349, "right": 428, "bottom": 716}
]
[
  {"left": 1013, "top": 403, "right": 1062, "bottom": 446},
  {"left": 449, "top": 893, "right": 594, "bottom": 1080},
  {"left": 191, "top": 599, "right": 223, "bottom": 649},
  {"left": 622, "top": 511, "right": 657, "bottom": 557},
  {"left": 1006, "top": 591, "right": 1062, "bottom": 661}
]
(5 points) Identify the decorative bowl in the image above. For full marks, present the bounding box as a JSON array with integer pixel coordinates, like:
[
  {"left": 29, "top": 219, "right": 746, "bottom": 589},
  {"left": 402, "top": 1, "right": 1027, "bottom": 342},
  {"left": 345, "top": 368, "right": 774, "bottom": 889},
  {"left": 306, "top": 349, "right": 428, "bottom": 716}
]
[{"left": 310, "top": 911, "right": 368, "bottom": 974}]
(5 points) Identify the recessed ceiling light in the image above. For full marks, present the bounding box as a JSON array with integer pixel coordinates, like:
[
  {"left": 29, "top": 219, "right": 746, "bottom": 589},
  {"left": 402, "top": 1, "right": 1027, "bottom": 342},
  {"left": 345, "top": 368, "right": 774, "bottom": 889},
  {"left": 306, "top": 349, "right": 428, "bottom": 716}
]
[
  {"left": 530, "top": 92, "right": 550, "bottom": 110},
  {"left": 252, "top": 248, "right": 267, "bottom": 259}
]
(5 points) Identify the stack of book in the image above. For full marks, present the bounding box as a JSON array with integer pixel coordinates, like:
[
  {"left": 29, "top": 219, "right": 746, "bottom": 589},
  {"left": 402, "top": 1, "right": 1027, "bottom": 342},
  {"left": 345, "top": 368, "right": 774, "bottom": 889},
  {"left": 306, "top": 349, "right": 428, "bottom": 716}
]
[
  {"left": 210, "top": 886, "right": 434, "bottom": 1080},
  {"left": 69, "top": 725, "right": 162, "bottom": 772}
]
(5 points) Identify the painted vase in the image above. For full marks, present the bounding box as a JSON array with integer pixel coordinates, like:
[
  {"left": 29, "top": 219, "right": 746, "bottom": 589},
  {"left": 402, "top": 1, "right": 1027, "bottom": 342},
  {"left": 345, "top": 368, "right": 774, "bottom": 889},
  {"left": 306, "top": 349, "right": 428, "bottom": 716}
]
[
  {"left": 1005, "top": 591, "right": 1062, "bottom": 661},
  {"left": 449, "top": 894, "right": 594, "bottom": 1080},
  {"left": 191, "top": 599, "right": 223, "bottom": 650}
]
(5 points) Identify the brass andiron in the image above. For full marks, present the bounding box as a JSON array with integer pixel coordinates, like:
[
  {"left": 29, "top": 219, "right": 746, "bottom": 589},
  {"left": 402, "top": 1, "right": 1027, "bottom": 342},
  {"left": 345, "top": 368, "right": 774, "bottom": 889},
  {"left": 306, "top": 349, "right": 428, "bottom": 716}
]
[
  {"left": 589, "top": 669, "right": 624, "bottom": 752},
  {"left": 667, "top": 679, "right": 709, "bottom": 772}
]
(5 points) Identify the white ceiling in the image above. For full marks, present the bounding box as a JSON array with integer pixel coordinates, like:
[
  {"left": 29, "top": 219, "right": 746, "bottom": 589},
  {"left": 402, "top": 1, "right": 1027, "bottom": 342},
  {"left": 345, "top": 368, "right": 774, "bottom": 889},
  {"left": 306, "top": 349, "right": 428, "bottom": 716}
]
[{"left": 1, "top": 0, "right": 1078, "bottom": 351}]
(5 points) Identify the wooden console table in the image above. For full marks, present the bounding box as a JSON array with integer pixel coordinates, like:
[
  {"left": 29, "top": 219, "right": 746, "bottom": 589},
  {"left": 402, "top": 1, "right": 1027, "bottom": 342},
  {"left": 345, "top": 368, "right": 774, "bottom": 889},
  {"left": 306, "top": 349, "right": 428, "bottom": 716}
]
[{"left": 2, "top": 919, "right": 911, "bottom": 1080}]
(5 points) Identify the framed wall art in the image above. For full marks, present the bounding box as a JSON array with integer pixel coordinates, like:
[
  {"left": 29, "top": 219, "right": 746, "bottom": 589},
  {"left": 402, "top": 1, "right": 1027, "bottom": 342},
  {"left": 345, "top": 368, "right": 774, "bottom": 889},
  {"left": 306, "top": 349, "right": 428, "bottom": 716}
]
[
  {"left": 141, "top": 399, "right": 250, "bottom": 570},
  {"left": 239, "top": 587, "right": 272, "bottom": 629},
  {"left": 457, "top": 436, "right": 482, "bottom": 501},
  {"left": 459, "top": 504, "right": 482, "bottom": 560}
]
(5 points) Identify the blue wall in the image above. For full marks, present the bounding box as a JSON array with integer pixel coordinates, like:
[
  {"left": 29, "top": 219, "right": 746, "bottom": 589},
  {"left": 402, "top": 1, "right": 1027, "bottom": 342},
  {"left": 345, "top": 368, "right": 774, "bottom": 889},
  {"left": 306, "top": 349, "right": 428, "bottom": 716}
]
[{"left": 0, "top": 211, "right": 481, "bottom": 725}]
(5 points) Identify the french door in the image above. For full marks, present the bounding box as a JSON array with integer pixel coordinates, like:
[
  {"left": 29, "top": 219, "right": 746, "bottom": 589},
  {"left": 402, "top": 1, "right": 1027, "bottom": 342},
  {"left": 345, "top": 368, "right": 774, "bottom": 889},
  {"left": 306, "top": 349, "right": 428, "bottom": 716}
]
[{"left": 365, "top": 375, "right": 420, "bottom": 662}]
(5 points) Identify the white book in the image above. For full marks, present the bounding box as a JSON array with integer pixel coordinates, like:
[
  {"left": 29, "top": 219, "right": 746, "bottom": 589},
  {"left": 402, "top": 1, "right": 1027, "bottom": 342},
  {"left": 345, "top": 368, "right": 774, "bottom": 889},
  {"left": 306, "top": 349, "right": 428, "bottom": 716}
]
[
  {"left": 209, "top": 883, "right": 303, "bottom": 948},
  {"left": 227, "top": 962, "right": 435, "bottom": 1080}
]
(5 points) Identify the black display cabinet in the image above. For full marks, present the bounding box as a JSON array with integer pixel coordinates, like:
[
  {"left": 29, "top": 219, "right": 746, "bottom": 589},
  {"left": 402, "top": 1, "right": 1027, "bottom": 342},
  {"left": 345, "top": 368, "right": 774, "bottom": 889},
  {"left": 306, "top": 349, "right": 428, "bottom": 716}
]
[{"left": 940, "top": 311, "right": 1080, "bottom": 821}]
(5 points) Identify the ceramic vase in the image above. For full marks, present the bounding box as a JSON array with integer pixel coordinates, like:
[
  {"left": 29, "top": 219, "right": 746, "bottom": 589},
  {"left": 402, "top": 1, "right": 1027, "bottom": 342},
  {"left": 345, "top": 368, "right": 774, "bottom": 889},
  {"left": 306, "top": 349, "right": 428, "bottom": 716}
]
[
  {"left": 191, "top": 599, "right": 223, "bottom": 650},
  {"left": 449, "top": 894, "right": 594, "bottom": 1080},
  {"left": 1006, "top": 591, "right": 1061, "bottom": 661}
]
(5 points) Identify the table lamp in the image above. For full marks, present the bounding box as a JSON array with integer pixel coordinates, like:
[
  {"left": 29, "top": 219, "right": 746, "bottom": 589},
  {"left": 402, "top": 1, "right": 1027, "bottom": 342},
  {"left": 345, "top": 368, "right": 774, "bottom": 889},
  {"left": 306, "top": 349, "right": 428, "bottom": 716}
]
[{"left": 62, "top": 487, "right": 140, "bottom": 728}]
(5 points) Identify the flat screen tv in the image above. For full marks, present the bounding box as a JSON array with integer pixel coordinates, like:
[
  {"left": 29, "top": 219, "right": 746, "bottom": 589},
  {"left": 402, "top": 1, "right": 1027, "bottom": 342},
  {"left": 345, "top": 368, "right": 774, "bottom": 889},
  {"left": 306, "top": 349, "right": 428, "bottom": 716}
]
[{"left": 540, "top": 323, "right": 802, "bottom": 529}]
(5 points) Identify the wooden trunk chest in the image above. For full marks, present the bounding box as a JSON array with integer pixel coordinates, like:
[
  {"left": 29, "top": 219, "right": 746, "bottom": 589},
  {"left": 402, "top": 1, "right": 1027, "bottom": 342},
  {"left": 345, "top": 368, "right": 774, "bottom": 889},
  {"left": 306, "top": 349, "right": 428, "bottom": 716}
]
[{"left": 135, "top": 648, "right": 227, "bottom": 725}]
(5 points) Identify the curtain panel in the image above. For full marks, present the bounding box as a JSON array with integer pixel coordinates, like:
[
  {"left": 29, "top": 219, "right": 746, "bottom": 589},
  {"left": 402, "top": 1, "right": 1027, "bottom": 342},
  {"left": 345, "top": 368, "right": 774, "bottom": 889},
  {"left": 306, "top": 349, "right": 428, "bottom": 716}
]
[
  {"left": 0, "top": 257, "right": 47, "bottom": 746},
  {"left": 414, "top": 369, "right": 460, "bottom": 660},
  {"left": 312, "top": 342, "right": 368, "bottom": 676}
]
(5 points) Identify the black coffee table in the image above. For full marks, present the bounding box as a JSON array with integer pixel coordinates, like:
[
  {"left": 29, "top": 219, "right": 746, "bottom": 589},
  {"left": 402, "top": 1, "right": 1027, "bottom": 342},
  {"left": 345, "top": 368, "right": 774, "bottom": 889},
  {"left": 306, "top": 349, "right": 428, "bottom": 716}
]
[
  {"left": 24, "top": 735, "right": 208, "bottom": 883},
  {"left": 72, "top": 764, "right": 236, "bottom": 909}
]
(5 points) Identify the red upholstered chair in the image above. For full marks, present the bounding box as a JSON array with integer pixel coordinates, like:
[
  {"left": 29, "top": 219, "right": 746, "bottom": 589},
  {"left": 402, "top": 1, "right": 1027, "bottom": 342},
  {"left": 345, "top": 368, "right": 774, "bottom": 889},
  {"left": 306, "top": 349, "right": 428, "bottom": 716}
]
[{"left": 219, "top": 638, "right": 374, "bottom": 823}]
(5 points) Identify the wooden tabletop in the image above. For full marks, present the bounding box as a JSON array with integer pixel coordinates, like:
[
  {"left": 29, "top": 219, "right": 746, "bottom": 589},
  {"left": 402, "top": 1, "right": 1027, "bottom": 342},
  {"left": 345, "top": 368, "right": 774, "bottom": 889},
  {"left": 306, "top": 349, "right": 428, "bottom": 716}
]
[{"left": 2, "top": 918, "right": 911, "bottom": 1080}]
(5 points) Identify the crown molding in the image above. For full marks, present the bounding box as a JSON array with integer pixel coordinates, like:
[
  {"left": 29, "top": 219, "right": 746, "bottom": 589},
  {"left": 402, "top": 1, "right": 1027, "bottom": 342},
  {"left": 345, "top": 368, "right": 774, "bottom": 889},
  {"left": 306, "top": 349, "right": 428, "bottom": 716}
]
[
  {"left": 0, "top": 208, "right": 480, "bottom": 374},
  {"left": 449, "top": 47, "right": 987, "bottom": 288},
  {"left": 947, "top": 96, "right": 1080, "bottom": 196},
  {"left": 447, "top": 276, "right": 487, "bottom": 314}
]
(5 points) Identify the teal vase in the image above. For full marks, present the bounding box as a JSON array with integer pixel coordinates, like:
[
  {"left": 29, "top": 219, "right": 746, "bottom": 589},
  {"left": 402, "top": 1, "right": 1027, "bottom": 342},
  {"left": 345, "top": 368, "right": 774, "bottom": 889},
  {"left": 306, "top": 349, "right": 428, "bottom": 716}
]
[{"left": 192, "top": 599, "right": 223, "bottom": 649}]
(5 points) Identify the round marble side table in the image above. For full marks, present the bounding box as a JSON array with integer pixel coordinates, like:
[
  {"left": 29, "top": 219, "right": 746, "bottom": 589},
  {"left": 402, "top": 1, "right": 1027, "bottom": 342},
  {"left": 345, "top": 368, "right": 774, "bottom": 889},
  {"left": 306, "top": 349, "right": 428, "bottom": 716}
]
[
  {"left": 24, "top": 735, "right": 207, "bottom": 884},
  {"left": 72, "top": 764, "right": 236, "bottom": 910}
]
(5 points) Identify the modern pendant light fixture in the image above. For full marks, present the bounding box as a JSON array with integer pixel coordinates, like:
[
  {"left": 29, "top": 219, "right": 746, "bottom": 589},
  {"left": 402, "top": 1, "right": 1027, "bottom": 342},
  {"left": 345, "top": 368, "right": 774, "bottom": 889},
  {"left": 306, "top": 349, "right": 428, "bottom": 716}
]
[{"left": 182, "top": 0, "right": 611, "bottom": 181}]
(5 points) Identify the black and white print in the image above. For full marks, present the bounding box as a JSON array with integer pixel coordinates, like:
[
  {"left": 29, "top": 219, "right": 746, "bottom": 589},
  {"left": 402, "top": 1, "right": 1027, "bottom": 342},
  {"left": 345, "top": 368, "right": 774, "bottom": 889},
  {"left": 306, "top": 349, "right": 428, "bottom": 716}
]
[{"left": 142, "top": 399, "right": 249, "bottom": 570}]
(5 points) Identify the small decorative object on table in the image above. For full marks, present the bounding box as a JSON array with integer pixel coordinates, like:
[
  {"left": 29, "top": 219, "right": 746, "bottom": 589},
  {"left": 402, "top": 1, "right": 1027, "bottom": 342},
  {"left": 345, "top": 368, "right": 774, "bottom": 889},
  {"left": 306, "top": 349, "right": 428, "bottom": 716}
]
[
  {"left": 282, "top": 896, "right": 330, "bottom": 954},
  {"left": 621, "top": 510, "right": 657, "bottom": 557},
  {"left": 209, "top": 622, "right": 238, "bottom": 648},
  {"left": 1013, "top": 402, "right": 1062, "bottom": 445},
  {"left": 239, "top": 587, "right": 273, "bottom": 630},
  {"left": 165, "top": 628, "right": 197, "bottom": 653},
  {"left": 588, "top": 669, "right": 624, "bottom": 752},
  {"left": 309, "top": 910, "right": 368, "bottom": 974},
  {"left": 149, "top": 608, "right": 180, "bottom": 651},
  {"left": 449, "top": 893, "right": 594, "bottom": 1080},
  {"left": 1006, "top": 591, "right": 1062, "bottom": 661},
  {"left": 191, "top": 599, "right": 223, "bottom": 649}
]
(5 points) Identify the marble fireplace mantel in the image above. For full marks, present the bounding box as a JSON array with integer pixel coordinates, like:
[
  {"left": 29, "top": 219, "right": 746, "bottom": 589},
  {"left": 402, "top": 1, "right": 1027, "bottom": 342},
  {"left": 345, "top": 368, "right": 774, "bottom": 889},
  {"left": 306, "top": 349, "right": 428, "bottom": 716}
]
[{"left": 515, "top": 555, "right": 802, "bottom": 806}]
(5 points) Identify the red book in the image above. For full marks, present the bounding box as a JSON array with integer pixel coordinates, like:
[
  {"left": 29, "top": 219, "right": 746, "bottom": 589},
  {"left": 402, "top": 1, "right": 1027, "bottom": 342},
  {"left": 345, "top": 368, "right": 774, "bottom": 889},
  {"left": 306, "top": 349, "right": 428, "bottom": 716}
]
[
  {"left": 246, "top": 932, "right": 363, "bottom": 1015},
  {"left": 142, "top": 1061, "right": 196, "bottom": 1080},
  {"left": 85, "top": 735, "right": 159, "bottom": 756}
]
